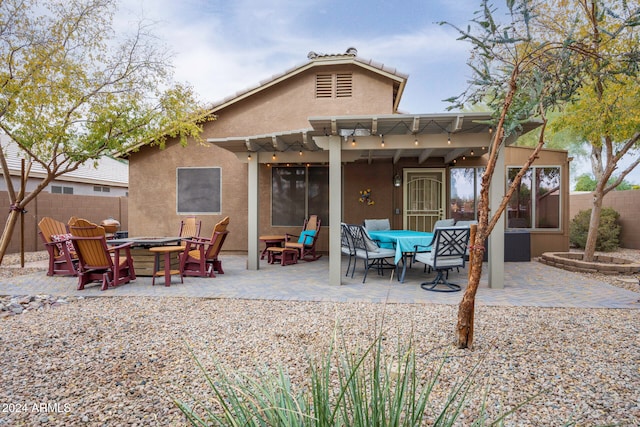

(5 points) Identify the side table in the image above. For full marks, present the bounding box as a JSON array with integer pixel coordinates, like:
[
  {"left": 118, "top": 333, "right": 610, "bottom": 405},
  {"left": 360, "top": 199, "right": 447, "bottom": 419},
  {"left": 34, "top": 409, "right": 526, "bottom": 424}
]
[
  {"left": 266, "top": 247, "right": 299, "bottom": 266},
  {"left": 259, "top": 235, "right": 286, "bottom": 260},
  {"left": 149, "top": 245, "right": 185, "bottom": 287}
]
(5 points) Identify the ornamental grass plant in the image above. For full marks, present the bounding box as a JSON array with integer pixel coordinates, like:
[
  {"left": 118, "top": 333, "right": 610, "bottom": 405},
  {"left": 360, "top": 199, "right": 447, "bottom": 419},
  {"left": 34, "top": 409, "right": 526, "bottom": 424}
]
[{"left": 173, "top": 328, "right": 532, "bottom": 426}]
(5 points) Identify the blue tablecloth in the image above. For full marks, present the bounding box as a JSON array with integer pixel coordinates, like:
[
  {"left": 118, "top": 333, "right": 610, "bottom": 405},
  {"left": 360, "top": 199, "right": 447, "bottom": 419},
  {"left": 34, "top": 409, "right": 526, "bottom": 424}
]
[{"left": 367, "top": 230, "right": 433, "bottom": 265}]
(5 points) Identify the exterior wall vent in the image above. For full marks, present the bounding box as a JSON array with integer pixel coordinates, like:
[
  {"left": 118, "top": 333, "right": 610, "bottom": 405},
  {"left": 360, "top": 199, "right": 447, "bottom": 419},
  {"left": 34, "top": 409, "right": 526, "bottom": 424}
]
[
  {"left": 315, "top": 74, "right": 333, "bottom": 98},
  {"left": 316, "top": 73, "right": 352, "bottom": 98},
  {"left": 336, "top": 73, "right": 353, "bottom": 97}
]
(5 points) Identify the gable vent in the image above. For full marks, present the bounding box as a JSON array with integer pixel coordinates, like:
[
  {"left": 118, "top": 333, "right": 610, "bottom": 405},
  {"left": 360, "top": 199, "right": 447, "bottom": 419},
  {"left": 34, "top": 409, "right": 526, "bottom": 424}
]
[
  {"left": 315, "top": 74, "right": 333, "bottom": 98},
  {"left": 336, "top": 73, "right": 353, "bottom": 97}
]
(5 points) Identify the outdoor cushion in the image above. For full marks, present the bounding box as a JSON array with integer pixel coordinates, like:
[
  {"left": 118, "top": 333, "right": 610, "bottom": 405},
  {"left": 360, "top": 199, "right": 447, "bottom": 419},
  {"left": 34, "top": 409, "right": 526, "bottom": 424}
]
[
  {"left": 297, "top": 230, "right": 316, "bottom": 245},
  {"left": 433, "top": 218, "right": 455, "bottom": 230},
  {"left": 51, "top": 233, "right": 74, "bottom": 254},
  {"left": 361, "top": 229, "right": 380, "bottom": 253},
  {"left": 364, "top": 218, "right": 390, "bottom": 231}
]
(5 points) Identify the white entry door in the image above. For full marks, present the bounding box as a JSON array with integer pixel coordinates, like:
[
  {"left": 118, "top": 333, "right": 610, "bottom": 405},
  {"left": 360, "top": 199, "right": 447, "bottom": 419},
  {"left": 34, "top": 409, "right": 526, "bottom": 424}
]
[{"left": 403, "top": 168, "right": 446, "bottom": 232}]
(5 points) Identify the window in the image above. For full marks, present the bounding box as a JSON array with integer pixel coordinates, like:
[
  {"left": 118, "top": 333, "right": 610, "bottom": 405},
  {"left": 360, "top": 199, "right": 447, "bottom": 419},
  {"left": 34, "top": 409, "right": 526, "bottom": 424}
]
[
  {"left": 450, "top": 167, "right": 484, "bottom": 222},
  {"left": 176, "top": 167, "right": 221, "bottom": 214},
  {"left": 271, "top": 166, "right": 328, "bottom": 226},
  {"left": 315, "top": 73, "right": 352, "bottom": 98},
  {"left": 507, "top": 166, "right": 561, "bottom": 229},
  {"left": 93, "top": 185, "right": 111, "bottom": 193},
  {"left": 51, "top": 185, "right": 73, "bottom": 194}
]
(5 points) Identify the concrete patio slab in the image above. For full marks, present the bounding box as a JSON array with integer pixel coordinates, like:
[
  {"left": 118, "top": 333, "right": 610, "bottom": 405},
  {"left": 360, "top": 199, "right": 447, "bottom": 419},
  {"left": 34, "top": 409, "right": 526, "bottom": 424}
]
[{"left": 0, "top": 255, "right": 638, "bottom": 309}]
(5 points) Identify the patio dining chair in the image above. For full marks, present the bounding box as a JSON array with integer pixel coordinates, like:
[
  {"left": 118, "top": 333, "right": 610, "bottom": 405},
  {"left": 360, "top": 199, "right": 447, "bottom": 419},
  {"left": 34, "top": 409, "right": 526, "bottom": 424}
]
[
  {"left": 348, "top": 224, "right": 396, "bottom": 283},
  {"left": 284, "top": 215, "right": 322, "bottom": 261},
  {"left": 341, "top": 223, "right": 356, "bottom": 277},
  {"left": 180, "top": 216, "right": 230, "bottom": 277},
  {"left": 413, "top": 226, "right": 469, "bottom": 292},
  {"left": 68, "top": 218, "right": 136, "bottom": 291},
  {"left": 37, "top": 217, "right": 78, "bottom": 276}
]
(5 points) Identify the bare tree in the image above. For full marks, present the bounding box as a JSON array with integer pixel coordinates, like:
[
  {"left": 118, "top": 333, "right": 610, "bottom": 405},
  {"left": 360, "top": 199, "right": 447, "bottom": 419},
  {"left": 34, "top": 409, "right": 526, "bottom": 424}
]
[{"left": 443, "top": 0, "right": 586, "bottom": 348}]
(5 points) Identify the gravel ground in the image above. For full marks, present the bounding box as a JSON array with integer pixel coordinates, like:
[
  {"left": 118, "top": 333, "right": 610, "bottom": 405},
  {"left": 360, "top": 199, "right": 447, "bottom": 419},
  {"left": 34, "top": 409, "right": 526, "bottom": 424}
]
[{"left": 0, "top": 251, "right": 639, "bottom": 426}]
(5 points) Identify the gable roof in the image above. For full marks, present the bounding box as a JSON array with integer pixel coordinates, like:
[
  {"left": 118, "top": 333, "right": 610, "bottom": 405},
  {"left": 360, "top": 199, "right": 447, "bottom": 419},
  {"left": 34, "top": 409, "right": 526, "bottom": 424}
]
[
  {"left": 208, "top": 49, "right": 408, "bottom": 114},
  {"left": 0, "top": 135, "right": 128, "bottom": 187},
  {"left": 120, "top": 49, "right": 409, "bottom": 157}
]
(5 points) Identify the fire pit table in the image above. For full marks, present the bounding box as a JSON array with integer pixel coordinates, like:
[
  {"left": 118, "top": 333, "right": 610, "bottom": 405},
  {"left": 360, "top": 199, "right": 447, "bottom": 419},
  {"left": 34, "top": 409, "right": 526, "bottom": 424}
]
[{"left": 107, "top": 236, "right": 184, "bottom": 276}]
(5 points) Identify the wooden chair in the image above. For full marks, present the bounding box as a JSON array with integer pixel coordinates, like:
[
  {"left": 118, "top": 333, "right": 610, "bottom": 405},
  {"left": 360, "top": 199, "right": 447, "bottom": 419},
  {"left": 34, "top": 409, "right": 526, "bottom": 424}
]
[
  {"left": 180, "top": 216, "right": 230, "bottom": 277},
  {"left": 37, "top": 217, "right": 78, "bottom": 276},
  {"left": 68, "top": 218, "right": 136, "bottom": 291},
  {"left": 284, "top": 215, "right": 322, "bottom": 261},
  {"left": 179, "top": 216, "right": 201, "bottom": 239}
]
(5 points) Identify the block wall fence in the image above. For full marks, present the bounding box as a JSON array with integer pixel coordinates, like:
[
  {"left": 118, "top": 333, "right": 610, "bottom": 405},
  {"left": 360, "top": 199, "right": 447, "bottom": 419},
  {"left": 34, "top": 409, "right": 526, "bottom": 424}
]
[
  {"left": 569, "top": 189, "right": 640, "bottom": 249},
  {"left": 0, "top": 192, "right": 128, "bottom": 255}
]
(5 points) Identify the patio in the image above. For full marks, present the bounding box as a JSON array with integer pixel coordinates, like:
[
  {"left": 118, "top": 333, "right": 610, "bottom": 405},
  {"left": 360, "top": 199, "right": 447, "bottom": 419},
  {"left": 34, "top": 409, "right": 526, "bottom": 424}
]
[{"left": 0, "top": 255, "right": 637, "bottom": 309}]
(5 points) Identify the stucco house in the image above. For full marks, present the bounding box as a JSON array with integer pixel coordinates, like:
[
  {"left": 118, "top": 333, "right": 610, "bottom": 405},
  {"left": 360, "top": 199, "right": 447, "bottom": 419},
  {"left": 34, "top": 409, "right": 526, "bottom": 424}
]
[
  {"left": 122, "top": 48, "right": 570, "bottom": 288},
  {"left": 0, "top": 134, "right": 128, "bottom": 197}
]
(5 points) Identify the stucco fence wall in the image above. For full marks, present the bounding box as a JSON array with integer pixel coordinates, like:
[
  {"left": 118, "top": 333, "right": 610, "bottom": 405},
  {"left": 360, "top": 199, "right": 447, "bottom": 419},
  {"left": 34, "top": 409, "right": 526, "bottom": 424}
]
[
  {"left": 569, "top": 190, "right": 640, "bottom": 249},
  {"left": 0, "top": 192, "right": 128, "bottom": 255}
]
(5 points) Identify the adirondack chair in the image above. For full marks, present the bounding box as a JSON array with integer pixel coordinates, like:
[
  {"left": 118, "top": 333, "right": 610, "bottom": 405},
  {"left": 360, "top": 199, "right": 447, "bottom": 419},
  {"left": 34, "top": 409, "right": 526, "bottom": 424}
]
[
  {"left": 68, "top": 218, "right": 136, "bottom": 291},
  {"left": 284, "top": 215, "right": 322, "bottom": 261},
  {"left": 180, "top": 216, "right": 230, "bottom": 277},
  {"left": 179, "top": 216, "right": 202, "bottom": 239},
  {"left": 37, "top": 217, "right": 78, "bottom": 276}
]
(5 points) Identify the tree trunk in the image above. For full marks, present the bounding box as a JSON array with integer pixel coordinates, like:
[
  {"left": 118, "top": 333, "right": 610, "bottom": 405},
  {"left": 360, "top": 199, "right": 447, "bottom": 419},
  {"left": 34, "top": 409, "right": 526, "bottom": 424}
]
[
  {"left": 457, "top": 225, "right": 482, "bottom": 349},
  {"left": 583, "top": 193, "right": 603, "bottom": 262},
  {"left": 0, "top": 208, "right": 21, "bottom": 265}
]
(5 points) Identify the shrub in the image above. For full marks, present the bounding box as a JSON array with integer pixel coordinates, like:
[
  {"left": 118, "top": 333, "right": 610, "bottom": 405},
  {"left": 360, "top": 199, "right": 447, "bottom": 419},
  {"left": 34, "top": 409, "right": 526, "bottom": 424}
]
[
  {"left": 569, "top": 207, "right": 621, "bottom": 251},
  {"left": 173, "top": 333, "right": 533, "bottom": 426}
]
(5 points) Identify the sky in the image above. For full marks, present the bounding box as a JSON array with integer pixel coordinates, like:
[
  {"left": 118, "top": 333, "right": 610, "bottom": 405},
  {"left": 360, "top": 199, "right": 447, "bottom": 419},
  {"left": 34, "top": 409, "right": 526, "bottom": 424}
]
[
  {"left": 115, "top": 0, "right": 482, "bottom": 113},
  {"left": 114, "top": 0, "right": 640, "bottom": 186}
]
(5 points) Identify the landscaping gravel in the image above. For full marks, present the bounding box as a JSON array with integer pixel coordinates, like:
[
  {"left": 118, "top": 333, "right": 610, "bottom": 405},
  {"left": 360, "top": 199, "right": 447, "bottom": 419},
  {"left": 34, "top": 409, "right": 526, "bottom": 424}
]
[{"left": 0, "top": 250, "right": 638, "bottom": 426}]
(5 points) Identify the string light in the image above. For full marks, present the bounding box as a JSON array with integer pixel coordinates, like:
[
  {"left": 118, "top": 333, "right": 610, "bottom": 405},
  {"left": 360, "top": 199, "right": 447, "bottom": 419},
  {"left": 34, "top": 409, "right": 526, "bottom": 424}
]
[
  {"left": 470, "top": 150, "right": 475, "bottom": 156},
  {"left": 414, "top": 137, "right": 419, "bottom": 146},
  {"left": 351, "top": 137, "right": 356, "bottom": 146},
  {"left": 299, "top": 149, "right": 303, "bottom": 156},
  {"left": 272, "top": 152, "right": 276, "bottom": 160},
  {"left": 247, "top": 153, "right": 252, "bottom": 160}
]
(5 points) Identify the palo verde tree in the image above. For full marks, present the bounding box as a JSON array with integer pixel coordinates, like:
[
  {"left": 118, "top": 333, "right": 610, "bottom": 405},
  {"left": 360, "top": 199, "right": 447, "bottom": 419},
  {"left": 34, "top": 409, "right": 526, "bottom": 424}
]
[
  {"left": 546, "top": 0, "right": 640, "bottom": 261},
  {"left": 0, "top": 0, "right": 209, "bottom": 263},
  {"left": 443, "top": 0, "right": 587, "bottom": 349}
]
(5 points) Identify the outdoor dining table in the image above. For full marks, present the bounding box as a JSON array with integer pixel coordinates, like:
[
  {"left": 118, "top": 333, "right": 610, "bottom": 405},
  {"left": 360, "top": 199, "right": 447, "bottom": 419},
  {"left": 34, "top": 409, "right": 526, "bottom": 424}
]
[{"left": 367, "top": 229, "right": 434, "bottom": 283}]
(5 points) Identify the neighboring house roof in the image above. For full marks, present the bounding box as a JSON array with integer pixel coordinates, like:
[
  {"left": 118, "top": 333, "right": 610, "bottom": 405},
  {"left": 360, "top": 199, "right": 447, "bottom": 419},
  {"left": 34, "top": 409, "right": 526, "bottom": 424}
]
[{"left": 0, "top": 135, "right": 128, "bottom": 187}]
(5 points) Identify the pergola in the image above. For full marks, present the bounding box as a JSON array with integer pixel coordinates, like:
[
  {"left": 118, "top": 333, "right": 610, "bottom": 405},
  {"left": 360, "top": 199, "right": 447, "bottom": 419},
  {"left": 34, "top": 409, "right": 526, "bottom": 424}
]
[{"left": 208, "top": 112, "right": 541, "bottom": 288}]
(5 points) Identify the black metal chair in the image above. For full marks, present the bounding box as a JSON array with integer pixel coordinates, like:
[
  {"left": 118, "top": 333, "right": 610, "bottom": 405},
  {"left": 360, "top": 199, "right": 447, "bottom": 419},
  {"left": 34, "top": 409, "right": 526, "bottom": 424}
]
[
  {"left": 413, "top": 226, "right": 470, "bottom": 292},
  {"left": 341, "top": 223, "right": 356, "bottom": 277},
  {"left": 348, "top": 224, "right": 396, "bottom": 283}
]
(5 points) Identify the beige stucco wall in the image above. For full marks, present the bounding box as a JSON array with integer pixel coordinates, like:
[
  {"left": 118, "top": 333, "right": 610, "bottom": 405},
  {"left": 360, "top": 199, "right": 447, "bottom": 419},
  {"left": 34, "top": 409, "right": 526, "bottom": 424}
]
[{"left": 127, "top": 62, "right": 399, "bottom": 252}]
